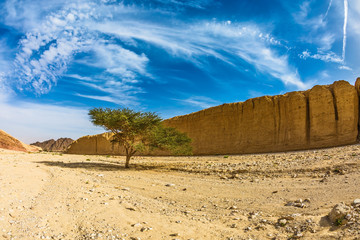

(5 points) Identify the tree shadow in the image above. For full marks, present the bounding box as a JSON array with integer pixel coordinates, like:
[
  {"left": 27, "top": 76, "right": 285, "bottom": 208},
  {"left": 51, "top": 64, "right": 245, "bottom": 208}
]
[{"left": 36, "top": 161, "right": 162, "bottom": 172}]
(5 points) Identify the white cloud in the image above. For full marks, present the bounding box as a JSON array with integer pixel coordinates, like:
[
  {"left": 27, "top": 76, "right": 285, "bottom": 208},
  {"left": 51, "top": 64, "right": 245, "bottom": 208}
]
[
  {"left": 299, "top": 50, "right": 343, "bottom": 63},
  {"left": 65, "top": 74, "right": 95, "bottom": 82},
  {"left": 91, "top": 21, "right": 307, "bottom": 89},
  {"left": 75, "top": 93, "right": 125, "bottom": 104},
  {"left": 11, "top": 3, "right": 96, "bottom": 94},
  {"left": 177, "top": 96, "right": 220, "bottom": 109},
  {"left": 4, "top": 1, "right": 154, "bottom": 103},
  {"left": 318, "top": 33, "right": 336, "bottom": 51},
  {"left": 294, "top": 1, "right": 326, "bottom": 31},
  {"left": 342, "top": 0, "right": 348, "bottom": 60},
  {"left": 338, "top": 65, "right": 352, "bottom": 71},
  {"left": 3, "top": 0, "right": 307, "bottom": 101},
  {"left": 75, "top": 79, "right": 141, "bottom": 106},
  {"left": 82, "top": 43, "right": 150, "bottom": 80},
  {"left": 153, "top": 0, "right": 214, "bottom": 9},
  {"left": 324, "top": 0, "right": 333, "bottom": 19}
]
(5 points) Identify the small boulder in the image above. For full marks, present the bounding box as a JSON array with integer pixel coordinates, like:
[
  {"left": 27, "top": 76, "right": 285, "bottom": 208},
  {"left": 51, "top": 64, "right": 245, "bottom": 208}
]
[{"left": 328, "top": 203, "right": 350, "bottom": 223}]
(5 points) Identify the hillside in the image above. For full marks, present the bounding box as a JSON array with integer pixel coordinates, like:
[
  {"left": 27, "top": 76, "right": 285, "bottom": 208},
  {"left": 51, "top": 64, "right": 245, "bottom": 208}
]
[
  {"left": 0, "top": 129, "right": 40, "bottom": 152},
  {"left": 31, "top": 138, "right": 73, "bottom": 152}
]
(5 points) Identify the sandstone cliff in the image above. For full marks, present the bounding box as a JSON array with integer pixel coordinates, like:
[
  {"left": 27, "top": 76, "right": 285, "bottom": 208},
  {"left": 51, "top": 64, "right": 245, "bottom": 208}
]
[
  {"left": 0, "top": 130, "right": 41, "bottom": 152},
  {"left": 67, "top": 79, "right": 360, "bottom": 156},
  {"left": 163, "top": 80, "right": 358, "bottom": 154},
  {"left": 31, "top": 138, "right": 73, "bottom": 152}
]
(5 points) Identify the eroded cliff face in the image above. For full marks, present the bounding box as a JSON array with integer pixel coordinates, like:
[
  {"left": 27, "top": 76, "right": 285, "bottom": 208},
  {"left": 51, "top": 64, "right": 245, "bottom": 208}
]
[
  {"left": 67, "top": 80, "right": 360, "bottom": 156},
  {"left": 163, "top": 80, "right": 359, "bottom": 155}
]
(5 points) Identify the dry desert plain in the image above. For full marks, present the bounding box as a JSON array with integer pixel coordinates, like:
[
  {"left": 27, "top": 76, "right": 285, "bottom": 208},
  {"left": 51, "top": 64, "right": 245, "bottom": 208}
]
[{"left": 1, "top": 145, "right": 360, "bottom": 240}]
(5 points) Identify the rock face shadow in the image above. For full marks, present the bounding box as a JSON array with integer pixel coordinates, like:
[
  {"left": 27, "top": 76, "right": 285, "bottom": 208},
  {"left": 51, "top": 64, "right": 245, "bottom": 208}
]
[{"left": 36, "top": 161, "right": 160, "bottom": 171}]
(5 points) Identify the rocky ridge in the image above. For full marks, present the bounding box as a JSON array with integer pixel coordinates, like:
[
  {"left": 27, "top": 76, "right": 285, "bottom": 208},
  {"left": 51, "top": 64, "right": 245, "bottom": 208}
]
[{"left": 31, "top": 138, "right": 73, "bottom": 152}]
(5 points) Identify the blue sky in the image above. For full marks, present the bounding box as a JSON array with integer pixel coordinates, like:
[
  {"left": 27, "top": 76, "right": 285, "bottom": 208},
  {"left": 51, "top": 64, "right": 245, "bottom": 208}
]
[{"left": 0, "top": 0, "right": 359, "bottom": 143}]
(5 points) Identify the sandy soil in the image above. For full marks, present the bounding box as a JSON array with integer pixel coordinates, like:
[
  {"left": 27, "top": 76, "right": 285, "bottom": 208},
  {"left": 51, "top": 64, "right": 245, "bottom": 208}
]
[{"left": 1, "top": 145, "right": 360, "bottom": 240}]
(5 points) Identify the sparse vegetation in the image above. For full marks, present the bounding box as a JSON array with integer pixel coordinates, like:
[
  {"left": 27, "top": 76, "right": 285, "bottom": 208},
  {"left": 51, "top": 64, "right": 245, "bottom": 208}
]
[
  {"left": 88, "top": 108, "right": 192, "bottom": 168},
  {"left": 335, "top": 218, "right": 344, "bottom": 226}
]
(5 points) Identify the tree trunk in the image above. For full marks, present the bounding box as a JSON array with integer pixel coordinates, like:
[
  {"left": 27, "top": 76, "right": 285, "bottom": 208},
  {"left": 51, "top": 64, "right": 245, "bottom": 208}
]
[{"left": 125, "top": 154, "right": 131, "bottom": 168}]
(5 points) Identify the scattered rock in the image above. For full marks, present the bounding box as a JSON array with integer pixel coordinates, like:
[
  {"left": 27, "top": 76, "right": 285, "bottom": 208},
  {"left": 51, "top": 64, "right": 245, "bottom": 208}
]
[
  {"left": 285, "top": 199, "right": 309, "bottom": 208},
  {"left": 140, "top": 227, "right": 152, "bottom": 232},
  {"left": 278, "top": 219, "right": 287, "bottom": 226}
]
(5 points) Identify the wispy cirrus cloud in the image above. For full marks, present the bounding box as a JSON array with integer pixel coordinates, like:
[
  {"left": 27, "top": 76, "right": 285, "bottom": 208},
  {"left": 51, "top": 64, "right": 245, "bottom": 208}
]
[
  {"left": 72, "top": 74, "right": 142, "bottom": 106},
  {"left": 324, "top": 0, "right": 333, "bottom": 19},
  {"left": 92, "top": 20, "right": 307, "bottom": 89},
  {"left": 11, "top": 2, "right": 96, "bottom": 94},
  {"left": 153, "top": 0, "right": 214, "bottom": 9},
  {"left": 296, "top": 0, "right": 351, "bottom": 69},
  {"left": 338, "top": 65, "right": 352, "bottom": 71},
  {"left": 176, "top": 96, "right": 220, "bottom": 109},
  {"left": 299, "top": 49, "right": 343, "bottom": 63},
  {"left": 2, "top": 0, "right": 307, "bottom": 105},
  {"left": 294, "top": 1, "right": 326, "bottom": 31}
]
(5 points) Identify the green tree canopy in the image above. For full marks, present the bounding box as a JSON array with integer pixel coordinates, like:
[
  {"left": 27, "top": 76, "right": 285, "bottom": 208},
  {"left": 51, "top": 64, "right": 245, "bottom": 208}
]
[{"left": 88, "top": 108, "right": 192, "bottom": 168}]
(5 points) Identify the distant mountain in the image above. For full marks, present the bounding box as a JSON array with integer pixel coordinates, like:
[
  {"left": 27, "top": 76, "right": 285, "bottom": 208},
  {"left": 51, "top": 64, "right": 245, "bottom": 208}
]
[
  {"left": 0, "top": 130, "right": 41, "bottom": 152},
  {"left": 31, "top": 138, "right": 73, "bottom": 152}
]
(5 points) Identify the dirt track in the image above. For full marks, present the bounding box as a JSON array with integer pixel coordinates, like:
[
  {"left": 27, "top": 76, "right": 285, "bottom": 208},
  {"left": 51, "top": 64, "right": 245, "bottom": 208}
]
[{"left": 1, "top": 145, "right": 360, "bottom": 240}]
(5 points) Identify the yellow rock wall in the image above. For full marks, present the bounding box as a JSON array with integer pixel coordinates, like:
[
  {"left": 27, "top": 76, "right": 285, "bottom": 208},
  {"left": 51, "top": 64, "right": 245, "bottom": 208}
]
[
  {"left": 163, "top": 80, "right": 359, "bottom": 155},
  {"left": 67, "top": 80, "right": 360, "bottom": 155}
]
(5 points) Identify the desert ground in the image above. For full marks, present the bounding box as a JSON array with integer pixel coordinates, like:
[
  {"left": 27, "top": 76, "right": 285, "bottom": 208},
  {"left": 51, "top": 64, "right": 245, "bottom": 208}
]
[{"left": 1, "top": 145, "right": 360, "bottom": 240}]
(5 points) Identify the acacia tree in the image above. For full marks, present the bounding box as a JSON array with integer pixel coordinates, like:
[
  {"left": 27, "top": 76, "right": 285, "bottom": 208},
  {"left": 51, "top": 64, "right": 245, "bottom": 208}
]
[{"left": 88, "top": 107, "right": 192, "bottom": 168}]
